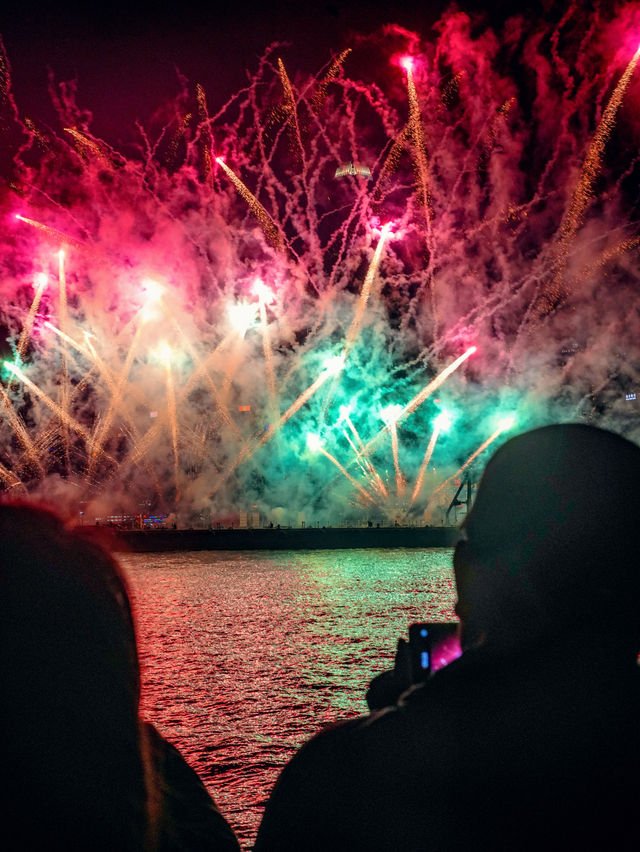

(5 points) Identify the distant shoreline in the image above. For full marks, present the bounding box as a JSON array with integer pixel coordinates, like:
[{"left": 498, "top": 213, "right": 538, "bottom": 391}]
[{"left": 84, "top": 524, "right": 462, "bottom": 553}]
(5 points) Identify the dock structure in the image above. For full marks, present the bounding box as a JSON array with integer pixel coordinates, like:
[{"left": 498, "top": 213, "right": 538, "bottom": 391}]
[{"left": 93, "top": 525, "right": 462, "bottom": 553}]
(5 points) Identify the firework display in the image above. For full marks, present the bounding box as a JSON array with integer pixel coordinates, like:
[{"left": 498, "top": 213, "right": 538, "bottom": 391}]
[{"left": 2, "top": 7, "right": 640, "bottom": 525}]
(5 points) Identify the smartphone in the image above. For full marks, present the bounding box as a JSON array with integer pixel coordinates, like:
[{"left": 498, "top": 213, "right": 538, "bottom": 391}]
[{"left": 408, "top": 622, "right": 461, "bottom": 682}]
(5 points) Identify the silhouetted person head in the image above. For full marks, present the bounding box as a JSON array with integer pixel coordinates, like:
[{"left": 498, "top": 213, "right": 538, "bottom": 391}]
[
  {"left": 0, "top": 502, "right": 155, "bottom": 850},
  {"left": 454, "top": 423, "right": 640, "bottom": 652}
]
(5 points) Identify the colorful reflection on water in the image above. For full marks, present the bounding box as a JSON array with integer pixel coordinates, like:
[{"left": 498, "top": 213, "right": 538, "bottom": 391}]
[{"left": 122, "top": 547, "right": 456, "bottom": 848}]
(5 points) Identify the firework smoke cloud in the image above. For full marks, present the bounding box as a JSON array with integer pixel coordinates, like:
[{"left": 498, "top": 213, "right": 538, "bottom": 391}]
[{"left": 1, "top": 3, "right": 640, "bottom": 525}]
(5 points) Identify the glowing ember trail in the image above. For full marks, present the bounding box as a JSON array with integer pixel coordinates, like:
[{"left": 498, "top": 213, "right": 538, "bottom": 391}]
[
  {"left": 342, "top": 410, "right": 388, "bottom": 499},
  {"left": 399, "top": 347, "right": 477, "bottom": 422},
  {"left": 255, "top": 281, "right": 280, "bottom": 421},
  {"left": 307, "top": 434, "right": 375, "bottom": 504},
  {"left": 215, "top": 157, "right": 283, "bottom": 249},
  {"left": 343, "top": 224, "right": 393, "bottom": 360},
  {"left": 358, "top": 347, "right": 477, "bottom": 462},
  {"left": 88, "top": 325, "right": 145, "bottom": 477},
  {"left": 195, "top": 85, "right": 213, "bottom": 179},
  {"left": 403, "top": 59, "right": 431, "bottom": 217},
  {"left": 162, "top": 346, "right": 181, "bottom": 502},
  {"left": 342, "top": 428, "right": 377, "bottom": 488},
  {"left": 533, "top": 42, "right": 640, "bottom": 318},
  {"left": 161, "top": 302, "right": 240, "bottom": 438},
  {"left": 43, "top": 322, "right": 90, "bottom": 357},
  {"left": 277, "top": 58, "right": 305, "bottom": 165},
  {"left": 431, "top": 417, "right": 516, "bottom": 501},
  {"left": 64, "top": 128, "right": 110, "bottom": 164},
  {"left": 390, "top": 421, "right": 405, "bottom": 496},
  {"left": 56, "top": 250, "right": 72, "bottom": 475},
  {"left": 410, "top": 412, "right": 451, "bottom": 505},
  {"left": 0, "top": 384, "right": 44, "bottom": 476},
  {"left": 12, "top": 273, "right": 48, "bottom": 368},
  {"left": 381, "top": 404, "right": 406, "bottom": 496},
  {"left": 4, "top": 362, "right": 93, "bottom": 445},
  {"left": 318, "top": 446, "right": 376, "bottom": 505},
  {"left": 0, "top": 459, "right": 22, "bottom": 489},
  {"left": 312, "top": 48, "right": 352, "bottom": 110},
  {"left": 211, "top": 356, "right": 346, "bottom": 494},
  {"left": 14, "top": 215, "right": 84, "bottom": 250}
]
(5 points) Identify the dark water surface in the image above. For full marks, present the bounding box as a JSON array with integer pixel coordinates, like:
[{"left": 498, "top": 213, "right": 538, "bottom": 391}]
[{"left": 122, "top": 547, "right": 456, "bottom": 849}]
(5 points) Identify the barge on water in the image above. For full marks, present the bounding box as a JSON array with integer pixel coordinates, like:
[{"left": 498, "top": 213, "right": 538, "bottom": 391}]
[{"left": 95, "top": 525, "right": 462, "bottom": 553}]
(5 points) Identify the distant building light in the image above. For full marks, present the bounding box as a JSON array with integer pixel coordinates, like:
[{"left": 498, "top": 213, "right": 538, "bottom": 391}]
[
  {"left": 238, "top": 405, "right": 251, "bottom": 412},
  {"left": 239, "top": 509, "right": 261, "bottom": 529},
  {"left": 142, "top": 513, "right": 168, "bottom": 527}
]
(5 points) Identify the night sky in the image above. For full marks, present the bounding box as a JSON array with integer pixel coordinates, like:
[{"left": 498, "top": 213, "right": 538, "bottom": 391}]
[{"left": 1, "top": 0, "right": 548, "bottom": 140}]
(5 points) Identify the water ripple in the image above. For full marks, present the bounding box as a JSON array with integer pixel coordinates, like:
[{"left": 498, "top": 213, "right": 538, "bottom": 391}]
[{"left": 122, "top": 547, "right": 455, "bottom": 848}]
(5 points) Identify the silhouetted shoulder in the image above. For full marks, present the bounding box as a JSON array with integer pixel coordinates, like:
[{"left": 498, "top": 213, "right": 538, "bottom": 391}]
[
  {"left": 256, "top": 641, "right": 640, "bottom": 851},
  {"left": 145, "top": 723, "right": 241, "bottom": 851}
]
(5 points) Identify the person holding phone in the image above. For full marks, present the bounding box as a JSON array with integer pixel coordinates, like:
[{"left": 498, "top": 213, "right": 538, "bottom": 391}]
[{"left": 255, "top": 424, "right": 640, "bottom": 851}]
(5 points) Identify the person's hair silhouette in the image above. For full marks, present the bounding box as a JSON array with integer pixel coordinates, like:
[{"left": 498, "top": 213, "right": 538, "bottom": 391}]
[
  {"left": 455, "top": 423, "right": 640, "bottom": 651},
  {"left": 1, "top": 502, "right": 239, "bottom": 851}
]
